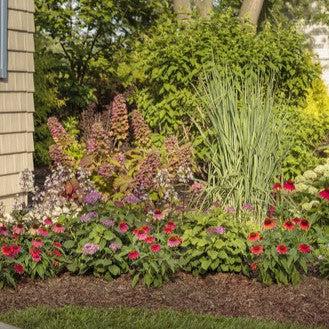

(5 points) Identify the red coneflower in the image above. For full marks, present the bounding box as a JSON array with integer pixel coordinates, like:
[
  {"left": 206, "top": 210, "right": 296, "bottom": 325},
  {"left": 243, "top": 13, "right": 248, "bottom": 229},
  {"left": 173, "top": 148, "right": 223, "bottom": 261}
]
[
  {"left": 144, "top": 236, "right": 155, "bottom": 244},
  {"left": 299, "top": 219, "right": 310, "bottom": 231},
  {"left": 150, "top": 244, "right": 161, "bottom": 253},
  {"left": 53, "top": 249, "right": 62, "bottom": 257},
  {"left": 52, "top": 223, "right": 65, "bottom": 234},
  {"left": 247, "top": 232, "right": 261, "bottom": 242},
  {"left": 118, "top": 221, "right": 129, "bottom": 234},
  {"left": 13, "top": 263, "right": 25, "bottom": 275},
  {"left": 263, "top": 218, "right": 276, "bottom": 230},
  {"left": 250, "top": 245, "right": 264, "bottom": 255},
  {"left": 272, "top": 183, "right": 282, "bottom": 191},
  {"left": 292, "top": 218, "right": 302, "bottom": 225},
  {"left": 298, "top": 243, "right": 311, "bottom": 254},
  {"left": 128, "top": 250, "right": 140, "bottom": 260},
  {"left": 31, "top": 240, "right": 44, "bottom": 248},
  {"left": 12, "top": 224, "right": 24, "bottom": 235},
  {"left": 36, "top": 227, "right": 49, "bottom": 237},
  {"left": 250, "top": 262, "right": 257, "bottom": 271},
  {"left": 43, "top": 217, "right": 53, "bottom": 226},
  {"left": 276, "top": 244, "right": 288, "bottom": 255},
  {"left": 53, "top": 241, "right": 62, "bottom": 248},
  {"left": 319, "top": 189, "right": 329, "bottom": 200},
  {"left": 1, "top": 244, "right": 21, "bottom": 258},
  {"left": 283, "top": 220, "right": 295, "bottom": 231},
  {"left": 167, "top": 235, "right": 182, "bottom": 248},
  {"left": 283, "top": 180, "right": 295, "bottom": 191},
  {"left": 163, "top": 221, "right": 176, "bottom": 234}
]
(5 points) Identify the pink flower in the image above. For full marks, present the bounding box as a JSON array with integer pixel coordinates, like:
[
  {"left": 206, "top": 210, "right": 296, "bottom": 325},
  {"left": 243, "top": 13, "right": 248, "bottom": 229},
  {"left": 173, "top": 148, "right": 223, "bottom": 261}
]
[
  {"left": 128, "top": 250, "right": 140, "bottom": 260},
  {"left": 144, "top": 236, "right": 156, "bottom": 244},
  {"left": 133, "top": 226, "right": 150, "bottom": 241},
  {"left": 191, "top": 182, "right": 204, "bottom": 192},
  {"left": 13, "top": 263, "right": 25, "bottom": 275},
  {"left": 152, "top": 209, "right": 165, "bottom": 221},
  {"left": 283, "top": 180, "right": 295, "bottom": 191},
  {"left": 29, "top": 247, "right": 42, "bottom": 263},
  {"left": 1, "top": 244, "right": 21, "bottom": 258},
  {"left": 52, "top": 223, "right": 65, "bottom": 234},
  {"left": 32, "top": 240, "right": 44, "bottom": 248},
  {"left": 272, "top": 183, "right": 282, "bottom": 191},
  {"left": 167, "top": 235, "right": 182, "bottom": 248},
  {"left": 36, "top": 227, "right": 49, "bottom": 237},
  {"left": 43, "top": 217, "right": 53, "bottom": 226},
  {"left": 150, "top": 244, "right": 161, "bottom": 253},
  {"left": 0, "top": 225, "right": 8, "bottom": 236},
  {"left": 319, "top": 189, "right": 329, "bottom": 200},
  {"left": 12, "top": 224, "right": 24, "bottom": 235},
  {"left": 163, "top": 221, "right": 176, "bottom": 234},
  {"left": 109, "top": 242, "right": 121, "bottom": 252},
  {"left": 118, "top": 221, "right": 129, "bottom": 234},
  {"left": 53, "top": 242, "right": 62, "bottom": 248}
]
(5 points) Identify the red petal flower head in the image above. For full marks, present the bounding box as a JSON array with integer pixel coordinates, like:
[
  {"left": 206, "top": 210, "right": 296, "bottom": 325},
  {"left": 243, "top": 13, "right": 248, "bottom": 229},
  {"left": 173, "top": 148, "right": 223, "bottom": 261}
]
[
  {"left": 37, "top": 227, "right": 49, "bottom": 237},
  {"left": 276, "top": 244, "right": 288, "bottom": 255},
  {"left": 247, "top": 232, "right": 261, "bottom": 241},
  {"left": 118, "top": 221, "right": 129, "bottom": 234},
  {"left": 12, "top": 224, "right": 24, "bottom": 235},
  {"left": 283, "top": 220, "right": 295, "bottom": 231},
  {"left": 1, "top": 244, "right": 21, "bottom": 258},
  {"left": 29, "top": 247, "right": 42, "bottom": 263},
  {"left": 272, "top": 183, "right": 282, "bottom": 191},
  {"left": 32, "top": 240, "right": 44, "bottom": 248},
  {"left": 163, "top": 221, "right": 176, "bottom": 234},
  {"left": 150, "top": 244, "right": 161, "bottom": 253},
  {"left": 167, "top": 235, "right": 182, "bottom": 248},
  {"left": 43, "top": 217, "right": 53, "bottom": 226},
  {"left": 299, "top": 219, "right": 310, "bottom": 231},
  {"left": 13, "top": 263, "right": 25, "bottom": 275},
  {"left": 52, "top": 223, "right": 65, "bottom": 234},
  {"left": 144, "top": 236, "right": 156, "bottom": 244},
  {"left": 283, "top": 180, "right": 295, "bottom": 191},
  {"left": 263, "top": 218, "right": 276, "bottom": 230},
  {"left": 250, "top": 262, "right": 257, "bottom": 271},
  {"left": 298, "top": 243, "right": 311, "bottom": 254},
  {"left": 53, "top": 249, "right": 62, "bottom": 257},
  {"left": 53, "top": 242, "right": 62, "bottom": 248},
  {"left": 319, "top": 189, "right": 329, "bottom": 200},
  {"left": 250, "top": 245, "right": 264, "bottom": 255},
  {"left": 128, "top": 250, "right": 140, "bottom": 260}
]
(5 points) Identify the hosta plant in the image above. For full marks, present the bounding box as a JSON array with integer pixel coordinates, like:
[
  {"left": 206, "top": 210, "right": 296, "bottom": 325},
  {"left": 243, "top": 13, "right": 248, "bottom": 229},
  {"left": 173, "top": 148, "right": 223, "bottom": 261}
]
[
  {"left": 248, "top": 217, "right": 315, "bottom": 285},
  {"left": 180, "top": 208, "right": 252, "bottom": 276}
]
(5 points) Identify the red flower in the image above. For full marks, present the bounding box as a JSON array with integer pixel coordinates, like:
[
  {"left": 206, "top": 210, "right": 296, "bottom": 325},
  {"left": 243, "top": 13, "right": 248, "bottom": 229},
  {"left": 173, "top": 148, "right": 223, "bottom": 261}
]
[
  {"left": 133, "top": 226, "right": 150, "bottom": 241},
  {"left": 144, "top": 236, "right": 156, "bottom": 244},
  {"left": 53, "top": 242, "right": 62, "bottom": 248},
  {"left": 37, "top": 227, "right": 49, "bottom": 237},
  {"left": 299, "top": 219, "right": 310, "bottom": 231},
  {"left": 163, "top": 221, "right": 177, "bottom": 234},
  {"left": 250, "top": 245, "right": 264, "bottom": 255},
  {"left": 32, "top": 240, "right": 44, "bottom": 248},
  {"left": 43, "top": 217, "right": 53, "bottom": 226},
  {"left": 53, "top": 249, "right": 62, "bottom": 257},
  {"left": 272, "top": 183, "right": 282, "bottom": 191},
  {"left": 283, "top": 180, "right": 295, "bottom": 191},
  {"left": 298, "top": 243, "right": 311, "bottom": 254},
  {"left": 12, "top": 224, "right": 24, "bottom": 235},
  {"left": 263, "top": 218, "right": 276, "bottom": 230},
  {"left": 29, "top": 247, "right": 42, "bottom": 263},
  {"left": 167, "top": 235, "right": 182, "bottom": 248},
  {"left": 52, "top": 223, "right": 65, "bottom": 234},
  {"left": 292, "top": 218, "right": 302, "bottom": 225},
  {"left": 319, "top": 189, "right": 329, "bottom": 200},
  {"left": 250, "top": 262, "right": 257, "bottom": 271},
  {"left": 128, "top": 250, "right": 140, "bottom": 260},
  {"left": 13, "top": 264, "right": 25, "bottom": 275},
  {"left": 150, "top": 244, "right": 161, "bottom": 253},
  {"left": 276, "top": 244, "right": 288, "bottom": 255},
  {"left": 247, "top": 232, "right": 261, "bottom": 242},
  {"left": 153, "top": 209, "right": 165, "bottom": 221},
  {"left": 283, "top": 220, "right": 295, "bottom": 231},
  {"left": 267, "top": 205, "right": 276, "bottom": 217},
  {"left": 118, "top": 221, "right": 129, "bottom": 234},
  {"left": 0, "top": 225, "right": 8, "bottom": 236},
  {"left": 1, "top": 244, "right": 21, "bottom": 258}
]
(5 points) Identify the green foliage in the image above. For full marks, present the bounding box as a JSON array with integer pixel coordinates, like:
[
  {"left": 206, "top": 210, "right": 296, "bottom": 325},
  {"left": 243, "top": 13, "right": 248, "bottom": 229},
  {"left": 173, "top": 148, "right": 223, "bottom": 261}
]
[
  {"left": 181, "top": 209, "right": 251, "bottom": 275},
  {"left": 248, "top": 218, "right": 315, "bottom": 285},
  {"left": 194, "top": 71, "right": 285, "bottom": 219},
  {"left": 282, "top": 79, "right": 329, "bottom": 178},
  {"left": 119, "top": 12, "right": 319, "bottom": 139}
]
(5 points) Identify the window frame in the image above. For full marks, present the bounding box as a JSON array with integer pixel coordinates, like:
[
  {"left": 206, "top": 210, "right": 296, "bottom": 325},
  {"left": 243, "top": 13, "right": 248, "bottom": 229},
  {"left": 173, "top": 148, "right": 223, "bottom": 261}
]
[{"left": 0, "top": 0, "right": 8, "bottom": 79}]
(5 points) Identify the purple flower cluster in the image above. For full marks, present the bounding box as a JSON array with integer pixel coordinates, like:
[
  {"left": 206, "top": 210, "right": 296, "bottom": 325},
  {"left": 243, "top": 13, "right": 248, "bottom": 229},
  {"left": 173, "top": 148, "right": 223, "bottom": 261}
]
[
  {"left": 101, "top": 218, "right": 115, "bottom": 228},
  {"left": 82, "top": 243, "right": 100, "bottom": 255},
  {"left": 208, "top": 226, "right": 226, "bottom": 235},
  {"left": 80, "top": 211, "right": 97, "bottom": 223},
  {"left": 123, "top": 194, "right": 140, "bottom": 205},
  {"left": 84, "top": 190, "right": 102, "bottom": 205},
  {"left": 109, "top": 242, "right": 121, "bottom": 252},
  {"left": 242, "top": 203, "right": 254, "bottom": 211}
]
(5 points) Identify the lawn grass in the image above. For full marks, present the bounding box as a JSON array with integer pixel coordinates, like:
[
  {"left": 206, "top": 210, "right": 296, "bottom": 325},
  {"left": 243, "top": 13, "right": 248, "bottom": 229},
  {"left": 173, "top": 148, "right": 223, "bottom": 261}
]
[{"left": 0, "top": 306, "right": 324, "bottom": 329}]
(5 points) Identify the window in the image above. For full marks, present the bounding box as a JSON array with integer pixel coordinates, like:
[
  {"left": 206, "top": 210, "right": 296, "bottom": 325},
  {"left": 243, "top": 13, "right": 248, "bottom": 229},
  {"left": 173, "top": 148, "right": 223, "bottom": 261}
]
[{"left": 0, "top": 0, "right": 8, "bottom": 79}]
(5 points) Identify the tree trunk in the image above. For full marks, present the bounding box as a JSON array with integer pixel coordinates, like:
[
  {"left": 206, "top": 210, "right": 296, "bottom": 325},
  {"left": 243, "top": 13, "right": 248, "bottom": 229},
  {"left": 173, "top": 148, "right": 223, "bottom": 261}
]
[
  {"left": 239, "top": 0, "right": 265, "bottom": 26},
  {"left": 195, "top": 0, "right": 213, "bottom": 19},
  {"left": 172, "top": 0, "right": 192, "bottom": 22}
]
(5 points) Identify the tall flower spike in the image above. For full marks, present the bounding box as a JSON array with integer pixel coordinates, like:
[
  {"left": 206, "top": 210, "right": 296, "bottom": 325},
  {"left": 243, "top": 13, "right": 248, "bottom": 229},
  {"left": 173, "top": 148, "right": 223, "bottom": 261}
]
[
  {"left": 131, "top": 110, "right": 151, "bottom": 147},
  {"left": 47, "top": 117, "right": 67, "bottom": 143},
  {"left": 109, "top": 94, "right": 129, "bottom": 142}
]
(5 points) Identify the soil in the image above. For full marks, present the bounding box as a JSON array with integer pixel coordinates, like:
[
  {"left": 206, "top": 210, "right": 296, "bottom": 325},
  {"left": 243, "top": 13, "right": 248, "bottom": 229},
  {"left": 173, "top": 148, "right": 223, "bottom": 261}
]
[{"left": 0, "top": 273, "right": 328, "bottom": 328}]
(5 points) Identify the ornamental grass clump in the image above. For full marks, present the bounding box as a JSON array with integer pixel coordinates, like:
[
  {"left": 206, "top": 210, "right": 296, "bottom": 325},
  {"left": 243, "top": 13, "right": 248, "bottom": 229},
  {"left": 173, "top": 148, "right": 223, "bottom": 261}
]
[{"left": 195, "top": 70, "right": 285, "bottom": 221}]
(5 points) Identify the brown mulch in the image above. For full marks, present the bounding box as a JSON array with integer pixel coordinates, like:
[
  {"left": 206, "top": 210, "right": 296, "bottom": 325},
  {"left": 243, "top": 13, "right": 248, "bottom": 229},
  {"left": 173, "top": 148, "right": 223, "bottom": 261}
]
[{"left": 0, "top": 273, "right": 328, "bottom": 327}]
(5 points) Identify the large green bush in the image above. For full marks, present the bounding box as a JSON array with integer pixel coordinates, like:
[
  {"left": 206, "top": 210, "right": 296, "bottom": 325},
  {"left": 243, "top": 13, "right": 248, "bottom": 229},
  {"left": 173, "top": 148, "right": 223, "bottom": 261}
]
[{"left": 119, "top": 12, "right": 319, "bottom": 139}]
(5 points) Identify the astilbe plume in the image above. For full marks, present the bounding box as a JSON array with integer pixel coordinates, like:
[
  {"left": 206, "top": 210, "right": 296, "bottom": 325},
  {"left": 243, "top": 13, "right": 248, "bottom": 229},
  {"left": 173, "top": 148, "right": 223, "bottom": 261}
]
[
  {"left": 164, "top": 136, "right": 179, "bottom": 153},
  {"left": 86, "top": 122, "right": 112, "bottom": 156},
  {"left": 131, "top": 110, "right": 151, "bottom": 147},
  {"left": 133, "top": 151, "right": 161, "bottom": 195},
  {"left": 108, "top": 94, "right": 129, "bottom": 142},
  {"left": 48, "top": 144, "right": 72, "bottom": 166},
  {"left": 80, "top": 103, "right": 101, "bottom": 141},
  {"left": 47, "top": 117, "right": 66, "bottom": 143}
]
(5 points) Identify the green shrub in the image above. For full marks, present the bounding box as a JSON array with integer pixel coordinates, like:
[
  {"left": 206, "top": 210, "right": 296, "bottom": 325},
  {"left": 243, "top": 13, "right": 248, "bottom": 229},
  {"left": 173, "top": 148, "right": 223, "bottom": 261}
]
[
  {"left": 283, "top": 79, "right": 329, "bottom": 178},
  {"left": 119, "top": 12, "right": 319, "bottom": 142},
  {"left": 181, "top": 208, "right": 252, "bottom": 276}
]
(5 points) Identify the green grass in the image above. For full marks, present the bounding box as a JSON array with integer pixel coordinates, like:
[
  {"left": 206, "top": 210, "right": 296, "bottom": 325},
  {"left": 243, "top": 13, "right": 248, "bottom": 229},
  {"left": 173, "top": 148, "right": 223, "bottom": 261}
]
[{"left": 0, "top": 306, "right": 323, "bottom": 329}]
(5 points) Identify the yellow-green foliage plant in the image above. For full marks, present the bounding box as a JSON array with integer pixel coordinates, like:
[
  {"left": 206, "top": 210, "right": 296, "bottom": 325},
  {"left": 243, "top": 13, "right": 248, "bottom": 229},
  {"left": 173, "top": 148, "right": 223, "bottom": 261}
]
[{"left": 283, "top": 79, "right": 329, "bottom": 178}]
